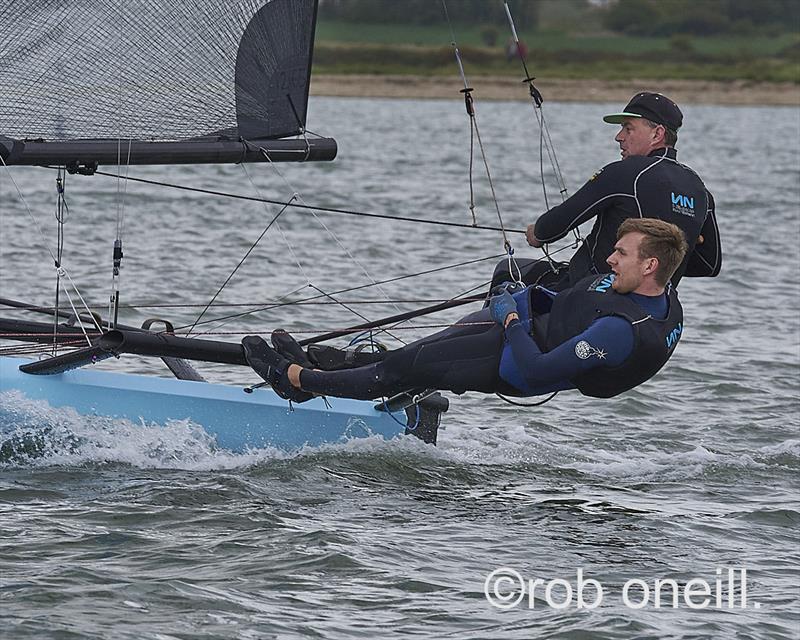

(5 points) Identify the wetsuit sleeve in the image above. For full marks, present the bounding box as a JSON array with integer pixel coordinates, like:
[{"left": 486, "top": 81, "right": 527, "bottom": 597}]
[
  {"left": 533, "top": 163, "right": 628, "bottom": 243},
  {"left": 684, "top": 189, "right": 722, "bottom": 277},
  {"left": 504, "top": 315, "right": 634, "bottom": 389}
]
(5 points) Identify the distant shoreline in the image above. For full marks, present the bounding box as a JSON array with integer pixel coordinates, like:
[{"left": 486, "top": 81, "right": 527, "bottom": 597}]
[{"left": 311, "top": 75, "right": 800, "bottom": 106}]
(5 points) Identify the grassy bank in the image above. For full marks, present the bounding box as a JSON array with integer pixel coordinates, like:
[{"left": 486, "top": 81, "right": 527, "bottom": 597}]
[
  {"left": 310, "top": 75, "right": 800, "bottom": 106},
  {"left": 314, "top": 21, "right": 800, "bottom": 84},
  {"left": 318, "top": 20, "right": 798, "bottom": 55}
]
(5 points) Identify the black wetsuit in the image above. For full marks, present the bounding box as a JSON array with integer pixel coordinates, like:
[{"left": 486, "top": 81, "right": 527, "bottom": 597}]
[{"left": 492, "top": 147, "right": 722, "bottom": 291}]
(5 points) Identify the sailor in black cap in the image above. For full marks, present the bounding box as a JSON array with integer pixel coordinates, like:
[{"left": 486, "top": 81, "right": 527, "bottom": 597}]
[
  {"left": 603, "top": 91, "right": 684, "bottom": 158},
  {"left": 500, "top": 92, "right": 722, "bottom": 291}
]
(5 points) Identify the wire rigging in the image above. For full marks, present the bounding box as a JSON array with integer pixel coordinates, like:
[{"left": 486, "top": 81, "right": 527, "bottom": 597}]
[
  {"left": 108, "top": 1, "right": 134, "bottom": 331},
  {"left": 186, "top": 195, "right": 298, "bottom": 336},
  {"left": 441, "top": 0, "right": 526, "bottom": 290},
  {"left": 502, "top": 1, "right": 568, "bottom": 207},
  {"left": 1, "top": 157, "right": 102, "bottom": 345},
  {"left": 307, "top": 283, "right": 405, "bottom": 345},
  {"left": 172, "top": 252, "right": 508, "bottom": 332},
  {"left": 173, "top": 240, "right": 573, "bottom": 337},
  {"left": 502, "top": 0, "right": 581, "bottom": 254},
  {"left": 239, "top": 163, "right": 312, "bottom": 287},
  {"left": 247, "top": 140, "right": 418, "bottom": 344},
  {"left": 52, "top": 168, "right": 68, "bottom": 354},
  {"left": 84, "top": 168, "right": 527, "bottom": 236},
  {"left": 442, "top": 1, "right": 511, "bottom": 245},
  {"left": 108, "top": 138, "right": 132, "bottom": 330}
]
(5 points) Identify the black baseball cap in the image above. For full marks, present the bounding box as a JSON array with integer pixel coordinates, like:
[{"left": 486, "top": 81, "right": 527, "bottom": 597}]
[{"left": 603, "top": 92, "right": 683, "bottom": 132}]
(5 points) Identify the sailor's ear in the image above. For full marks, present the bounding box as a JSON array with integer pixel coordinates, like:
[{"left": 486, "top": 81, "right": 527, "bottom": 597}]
[{"left": 643, "top": 256, "right": 659, "bottom": 276}]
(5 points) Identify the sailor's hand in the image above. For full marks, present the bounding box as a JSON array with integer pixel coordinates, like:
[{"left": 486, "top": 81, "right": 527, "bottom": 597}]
[
  {"left": 489, "top": 290, "right": 517, "bottom": 326},
  {"left": 526, "top": 224, "right": 543, "bottom": 248}
]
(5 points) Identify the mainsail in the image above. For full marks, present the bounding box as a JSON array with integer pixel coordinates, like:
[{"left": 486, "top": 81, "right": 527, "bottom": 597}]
[{"left": 0, "top": 0, "right": 336, "bottom": 170}]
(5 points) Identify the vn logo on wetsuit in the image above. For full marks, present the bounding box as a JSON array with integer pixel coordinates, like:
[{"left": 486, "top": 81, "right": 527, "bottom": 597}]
[
  {"left": 671, "top": 192, "right": 695, "bottom": 217},
  {"left": 666, "top": 322, "right": 683, "bottom": 349},
  {"left": 591, "top": 274, "right": 615, "bottom": 293}
]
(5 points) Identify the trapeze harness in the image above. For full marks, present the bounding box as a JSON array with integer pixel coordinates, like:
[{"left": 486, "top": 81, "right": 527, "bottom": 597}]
[{"left": 500, "top": 274, "right": 683, "bottom": 398}]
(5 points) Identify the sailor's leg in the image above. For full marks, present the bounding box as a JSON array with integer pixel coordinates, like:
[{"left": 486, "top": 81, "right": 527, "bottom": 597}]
[
  {"left": 307, "top": 307, "right": 496, "bottom": 372},
  {"left": 386, "top": 314, "right": 504, "bottom": 394},
  {"left": 297, "top": 308, "right": 504, "bottom": 399},
  {"left": 298, "top": 362, "right": 402, "bottom": 400}
]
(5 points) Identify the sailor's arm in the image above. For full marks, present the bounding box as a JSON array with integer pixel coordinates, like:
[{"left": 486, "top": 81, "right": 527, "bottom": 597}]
[
  {"left": 527, "top": 164, "right": 622, "bottom": 247},
  {"left": 503, "top": 315, "right": 634, "bottom": 389},
  {"left": 684, "top": 190, "right": 722, "bottom": 277}
]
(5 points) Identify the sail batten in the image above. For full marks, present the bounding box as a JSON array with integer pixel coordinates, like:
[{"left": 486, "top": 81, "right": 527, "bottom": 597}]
[{"left": 0, "top": 0, "right": 327, "bottom": 166}]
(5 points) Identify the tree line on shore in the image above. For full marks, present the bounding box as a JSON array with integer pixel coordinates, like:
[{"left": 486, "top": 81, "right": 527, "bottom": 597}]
[
  {"left": 319, "top": 0, "right": 798, "bottom": 37},
  {"left": 320, "top": 0, "right": 538, "bottom": 29},
  {"left": 603, "top": 0, "right": 798, "bottom": 36}
]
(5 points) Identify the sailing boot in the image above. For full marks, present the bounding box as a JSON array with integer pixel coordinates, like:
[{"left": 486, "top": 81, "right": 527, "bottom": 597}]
[
  {"left": 241, "top": 335, "right": 313, "bottom": 403},
  {"left": 271, "top": 329, "right": 314, "bottom": 369}
]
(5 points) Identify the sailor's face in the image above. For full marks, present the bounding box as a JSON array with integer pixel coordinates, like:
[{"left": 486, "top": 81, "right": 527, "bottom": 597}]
[
  {"left": 614, "top": 117, "right": 661, "bottom": 159},
  {"left": 607, "top": 232, "right": 649, "bottom": 293}
]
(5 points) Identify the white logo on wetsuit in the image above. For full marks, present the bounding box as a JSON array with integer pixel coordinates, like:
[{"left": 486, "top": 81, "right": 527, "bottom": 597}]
[{"left": 575, "top": 340, "right": 607, "bottom": 360}]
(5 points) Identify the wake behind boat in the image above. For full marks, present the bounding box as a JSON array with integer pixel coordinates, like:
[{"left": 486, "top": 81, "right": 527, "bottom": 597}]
[{"left": 0, "top": 0, "right": 447, "bottom": 452}]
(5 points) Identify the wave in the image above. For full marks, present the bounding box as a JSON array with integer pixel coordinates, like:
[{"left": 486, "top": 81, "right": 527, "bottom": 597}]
[{"left": 3, "top": 390, "right": 798, "bottom": 487}]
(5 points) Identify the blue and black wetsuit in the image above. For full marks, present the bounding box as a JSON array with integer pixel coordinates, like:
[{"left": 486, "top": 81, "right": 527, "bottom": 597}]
[
  {"left": 498, "top": 279, "right": 678, "bottom": 397},
  {"left": 298, "top": 275, "right": 684, "bottom": 401},
  {"left": 492, "top": 147, "right": 721, "bottom": 291}
]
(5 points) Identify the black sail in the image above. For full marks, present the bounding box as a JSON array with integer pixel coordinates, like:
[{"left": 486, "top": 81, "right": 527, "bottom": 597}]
[
  {"left": 235, "top": 0, "right": 318, "bottom": 140},
  {"left": 0, "top": 0, "right": 335, "bottom": 170}
]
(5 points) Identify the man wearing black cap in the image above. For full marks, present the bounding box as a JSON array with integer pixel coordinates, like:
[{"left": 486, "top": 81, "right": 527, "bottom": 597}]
[{"left": 513, "top": 91, "right": 721, "bottom": 290}]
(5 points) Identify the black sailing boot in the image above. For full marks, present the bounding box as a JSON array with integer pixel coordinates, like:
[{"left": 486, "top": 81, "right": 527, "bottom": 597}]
[
  {"left": 271, "top": 329, "right": 314, "bottom": 369},
  {"left": 241, "top": 335, "right": 313, "bottom": 403}
]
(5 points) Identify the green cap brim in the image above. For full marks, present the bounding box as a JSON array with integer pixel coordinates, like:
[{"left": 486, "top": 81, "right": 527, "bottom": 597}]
[{"left": 603, "top": 111, "right": 643, "bottom": 124}]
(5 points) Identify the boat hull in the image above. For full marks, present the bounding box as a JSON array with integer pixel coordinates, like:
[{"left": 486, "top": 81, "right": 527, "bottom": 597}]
[{"left": 0, "top": 357, "right": 405, "bottom": 451}]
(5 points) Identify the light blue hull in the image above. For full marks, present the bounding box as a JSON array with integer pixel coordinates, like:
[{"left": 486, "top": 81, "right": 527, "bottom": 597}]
[{"left": 0, "top": 357, "right": 405, "bottom": 451}]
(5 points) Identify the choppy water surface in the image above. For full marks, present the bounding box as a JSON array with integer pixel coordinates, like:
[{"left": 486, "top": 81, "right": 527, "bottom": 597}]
[{"left": 1, "top": 98, "right": 798, "bottom": 639}]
